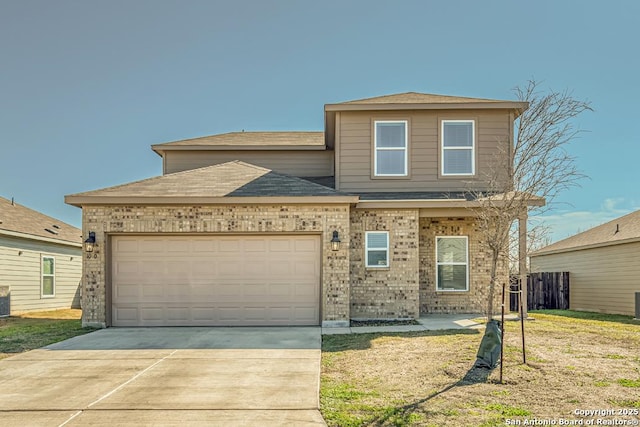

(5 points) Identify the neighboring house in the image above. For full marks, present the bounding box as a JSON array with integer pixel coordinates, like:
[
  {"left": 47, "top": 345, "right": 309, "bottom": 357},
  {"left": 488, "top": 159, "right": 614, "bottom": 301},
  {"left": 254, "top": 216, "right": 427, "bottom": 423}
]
[
  {"left": 65, "top": 92, "right": 529, "bottom": 328},
  {"left": 0, "top": 196, "right": 82, "bottom": 314},
  {"left": 530, "top": 210, "right": 640, "bottom": 316}
]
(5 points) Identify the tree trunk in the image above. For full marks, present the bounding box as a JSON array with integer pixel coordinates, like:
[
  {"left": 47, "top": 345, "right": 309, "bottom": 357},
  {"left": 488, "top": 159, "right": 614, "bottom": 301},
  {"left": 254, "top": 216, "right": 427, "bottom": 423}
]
[{"left": 487, "top": 248, "right": 500, "bottom": 320}]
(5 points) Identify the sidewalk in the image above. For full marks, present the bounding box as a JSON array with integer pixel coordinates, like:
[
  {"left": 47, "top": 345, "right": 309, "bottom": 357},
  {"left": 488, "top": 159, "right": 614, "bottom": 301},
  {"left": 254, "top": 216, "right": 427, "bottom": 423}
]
[{"left": 322, "top": 313, "right": 520, "bottom": 335}]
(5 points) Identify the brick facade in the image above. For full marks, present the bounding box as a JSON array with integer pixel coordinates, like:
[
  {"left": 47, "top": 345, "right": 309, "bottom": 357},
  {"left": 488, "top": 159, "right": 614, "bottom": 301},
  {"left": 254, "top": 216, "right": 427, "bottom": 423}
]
[
  {"left": 81, "top": 204, "right": 351, "bottom": 328},
  {"left": 349, "top": 209, "right": 420, "bottom": 319},
  {"left": 418, "top": 217, "right": 505, "bottom": 315},
  {"left": 82, "top": 206, "right": 499, "bottom": 327}
]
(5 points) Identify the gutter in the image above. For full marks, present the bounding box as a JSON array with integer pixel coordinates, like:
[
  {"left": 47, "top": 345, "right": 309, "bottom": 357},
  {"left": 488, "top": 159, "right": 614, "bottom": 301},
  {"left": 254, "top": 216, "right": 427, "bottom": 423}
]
[
  {"left": 0, "top": 229, "right": 82, "bottom": 248},
  {"left": 530, "top": 236, "right": 640, "bottom": 257}
]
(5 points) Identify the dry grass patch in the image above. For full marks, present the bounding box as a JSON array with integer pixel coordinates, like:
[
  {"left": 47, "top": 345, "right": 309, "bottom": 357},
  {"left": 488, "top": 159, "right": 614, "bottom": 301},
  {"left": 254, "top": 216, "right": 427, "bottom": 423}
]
[
  {"left": 0, "top": 309, "right": 94, "bottom": 359},
  {"left": 321, "top": 311, "right": 640, "bottom": 426}
]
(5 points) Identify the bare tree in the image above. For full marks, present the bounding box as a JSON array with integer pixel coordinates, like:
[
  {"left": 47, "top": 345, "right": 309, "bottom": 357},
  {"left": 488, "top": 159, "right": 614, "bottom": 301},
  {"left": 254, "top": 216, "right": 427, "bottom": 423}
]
[{"left": 471, "top": 79, "right": 592, "bottom": 319}]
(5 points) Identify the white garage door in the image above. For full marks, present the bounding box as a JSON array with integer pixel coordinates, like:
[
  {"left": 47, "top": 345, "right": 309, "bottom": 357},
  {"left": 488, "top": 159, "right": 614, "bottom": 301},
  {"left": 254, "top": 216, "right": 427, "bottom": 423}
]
[{"left": 111, "top": 235, "right": 321, "bottom": 326}]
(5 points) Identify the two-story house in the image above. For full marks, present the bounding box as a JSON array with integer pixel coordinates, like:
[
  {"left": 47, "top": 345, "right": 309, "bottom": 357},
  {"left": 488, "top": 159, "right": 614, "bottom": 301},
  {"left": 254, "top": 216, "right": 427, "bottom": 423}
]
[{"left": 66, "top": 92, "right": 528, "bottom": 328}]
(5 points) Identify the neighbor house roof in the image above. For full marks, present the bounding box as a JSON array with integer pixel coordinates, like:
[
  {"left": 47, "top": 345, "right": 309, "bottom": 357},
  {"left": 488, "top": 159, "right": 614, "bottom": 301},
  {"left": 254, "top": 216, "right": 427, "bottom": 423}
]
[
  {"left": 0, "top": 196, "right": 81, "bottom": 246},
  {"left": 531, "top": 210, "right": 640, "bottom": 256},
  {"left": 152, "top": 131, "right": 325, "bottom": 154},
  {"left": 325, "top": 91, "right": 528, "bottom": 115},
  {"left": 65, "top": 161, "right": 358, "bottom": 206}
]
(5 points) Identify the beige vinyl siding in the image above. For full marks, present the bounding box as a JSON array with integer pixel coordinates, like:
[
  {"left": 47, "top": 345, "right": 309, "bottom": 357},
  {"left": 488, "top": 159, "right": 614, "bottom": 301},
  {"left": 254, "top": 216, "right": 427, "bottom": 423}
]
[
  {"left": 163, "top": 150, "right": 334, "bottom": 176},
  {"left": 336, "top": 109, "right": 511, "bottom": 192},
  {"left": 0, "top": 236, "right": 82, "bottom": 313},
  {"left": 530, "top": 241, "right": 640, "bottom": 316}
]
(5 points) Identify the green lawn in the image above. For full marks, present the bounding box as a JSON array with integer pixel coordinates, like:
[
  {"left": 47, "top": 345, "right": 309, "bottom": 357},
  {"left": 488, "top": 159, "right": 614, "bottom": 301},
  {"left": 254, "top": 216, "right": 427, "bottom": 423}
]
[
  {"left": 321, "top": 311, "right": 640, "bottom": 426},
  {"left": 0, "top": 309, "right": 95, "bottom": 359}
]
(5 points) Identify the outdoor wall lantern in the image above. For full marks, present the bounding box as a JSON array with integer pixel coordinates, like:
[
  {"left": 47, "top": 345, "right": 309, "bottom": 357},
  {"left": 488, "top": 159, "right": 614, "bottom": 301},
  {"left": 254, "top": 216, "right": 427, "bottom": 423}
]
[
  {"left": 330, "top": 230, "right": 341, "bottom": 251},
  {"left": 84, "top": 231, "right": 96, "bottom": 253}
]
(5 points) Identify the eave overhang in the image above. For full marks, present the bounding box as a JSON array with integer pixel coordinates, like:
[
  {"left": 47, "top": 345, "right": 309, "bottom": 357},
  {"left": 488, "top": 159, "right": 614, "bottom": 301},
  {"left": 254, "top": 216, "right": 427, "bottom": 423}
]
[
  {"left": 65, "top": 195, "right": 359, "bottom": 208},
  {"left": 324, "top": 101, "right": 529, "bottom": 117},
  {"left": 151, "top": 144, "right": 328, "bottom": 156},
  {"left": 530, "top": 236, "right": 640, "bottom": 257},
  {"left": 0, "top": 228, "right": 82, "bottom": 248}
]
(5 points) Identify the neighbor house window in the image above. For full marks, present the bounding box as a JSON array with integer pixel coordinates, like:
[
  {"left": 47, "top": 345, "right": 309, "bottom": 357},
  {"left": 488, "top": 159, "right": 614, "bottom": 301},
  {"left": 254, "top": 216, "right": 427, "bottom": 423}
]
[
  {"left": 374, "top": 120, "right": 408, "bottom": 176},
  {"left": 442, "top": 120, "right": 475, "bottom": 175},
  {"left": 42, "top": 256, "right": 55, "bottom": 297},
  {"left": 365, "top": 231, "right": 389, "bottom": 268},
  {"left": 436, "top": 237, "right": 468, "bottom": 291}
]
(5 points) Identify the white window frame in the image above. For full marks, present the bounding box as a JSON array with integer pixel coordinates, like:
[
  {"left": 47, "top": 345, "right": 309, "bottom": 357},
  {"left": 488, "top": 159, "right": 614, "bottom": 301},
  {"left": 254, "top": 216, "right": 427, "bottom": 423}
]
[
  {"left": 41, "top": 255, "right": 55, "bottom": 298},
  {"left": 441, "top": 119, "right": 475, "bottom": 176},
  {"left": 365, "top": 231, "right": 389, "bottom": 268},
  {"left": 435, "top": 236, "right": 469, "bottom": 292},
  {"left": 374, "top": 120, "right": 408, "bottom": 176}
]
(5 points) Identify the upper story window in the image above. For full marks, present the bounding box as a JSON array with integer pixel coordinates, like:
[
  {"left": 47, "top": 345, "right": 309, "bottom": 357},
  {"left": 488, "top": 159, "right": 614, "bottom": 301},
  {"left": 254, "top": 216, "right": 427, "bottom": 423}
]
[
  {"left": 441, "top": 120, "right": 475, "bottom": 176},
  {"left": 374, "top": 120, "right": 408, "bottom": 176},
  {"left": 42, "top": 256, "right": 55, "bottom": 297}
]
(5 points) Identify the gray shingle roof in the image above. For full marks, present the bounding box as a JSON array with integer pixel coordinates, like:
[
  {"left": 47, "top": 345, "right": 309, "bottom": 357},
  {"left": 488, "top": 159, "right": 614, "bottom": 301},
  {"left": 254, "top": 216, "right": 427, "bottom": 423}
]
[
  {"left": 333, "top": 92, "right": 513, "bottom": 105},
  {"left": 66, "top": 161, "right": 352, "bottom": 202},
  {"left": 152, "top": 131, "right": 325, "bottom": 150},
  {"left": 531, "top": 209, "right": 640, "bottom": 255},
  {"left": 0, "top": 196, "right": 81, "bottom": 245}
]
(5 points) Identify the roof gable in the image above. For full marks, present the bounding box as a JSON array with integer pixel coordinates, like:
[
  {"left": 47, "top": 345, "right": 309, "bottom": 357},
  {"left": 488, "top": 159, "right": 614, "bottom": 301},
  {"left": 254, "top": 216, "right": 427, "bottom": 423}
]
[
  {"left": 65, "top": 161, "right": 357, "bottom": 206},
  {"left": 532, "top": 210, "right": 640, "bottom": 255},
  {"left": 0, "top": 196, "right": 81, "bottom": 245}
]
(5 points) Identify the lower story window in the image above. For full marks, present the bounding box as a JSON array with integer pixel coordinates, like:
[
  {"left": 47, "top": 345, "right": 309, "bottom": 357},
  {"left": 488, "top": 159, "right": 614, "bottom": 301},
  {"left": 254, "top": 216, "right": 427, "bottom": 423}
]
[
  {"left": 436, "top": 236, "right": 468, "bottom": 291},
  {"left": 366, "top": 231, "right": 389, "bottom": 267},
  {"left": 42, "top": 256, "right": 55, "bottom": 297}
]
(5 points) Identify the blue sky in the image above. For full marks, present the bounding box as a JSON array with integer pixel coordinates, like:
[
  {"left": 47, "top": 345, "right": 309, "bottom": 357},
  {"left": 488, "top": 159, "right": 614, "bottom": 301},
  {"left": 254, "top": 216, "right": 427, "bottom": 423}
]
[{"left": 1, "top": 0, "right": 638, "bottom": 243}]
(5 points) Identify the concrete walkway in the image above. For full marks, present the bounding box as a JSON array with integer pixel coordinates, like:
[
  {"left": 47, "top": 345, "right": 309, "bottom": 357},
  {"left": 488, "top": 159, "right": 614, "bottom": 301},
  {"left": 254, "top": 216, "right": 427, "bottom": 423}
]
[
  {"left": 0, "top": 327, "right": 325, "bottom": 427},
  {"left": 322, "top": 314, "right": 492, "bottom": 335}
]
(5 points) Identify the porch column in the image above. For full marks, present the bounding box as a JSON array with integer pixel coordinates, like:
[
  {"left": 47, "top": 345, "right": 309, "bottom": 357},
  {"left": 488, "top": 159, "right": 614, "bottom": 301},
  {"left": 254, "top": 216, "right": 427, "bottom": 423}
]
[{"left": 519, "top": 210, "right": 528, "bottom": 318}]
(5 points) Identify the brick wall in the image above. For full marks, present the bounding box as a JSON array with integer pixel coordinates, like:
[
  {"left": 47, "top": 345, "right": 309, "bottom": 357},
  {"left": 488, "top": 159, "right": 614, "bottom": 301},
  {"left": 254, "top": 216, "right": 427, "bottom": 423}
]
[
  {"left": 419, "top": 217, "right": 505, "bottom": 315},
  {"left": 349, "top": 209, "right": 420, "bottom": 319},
  {"left": 81, "top": 204, "right": 351, "bottom": 327}
]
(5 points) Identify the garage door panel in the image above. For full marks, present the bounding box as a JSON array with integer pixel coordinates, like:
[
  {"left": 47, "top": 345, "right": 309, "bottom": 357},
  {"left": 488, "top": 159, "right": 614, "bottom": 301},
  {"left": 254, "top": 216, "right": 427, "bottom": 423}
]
[
  {"left": 216, "top": 239, "right": 238, "bottom": 251},
  {"left": 269, "top": 283, "right": 293, "bottom": 296},
  {"left": 192, "top": 307, "right": 216, "bottom": 321},
  {"left": 115, "top": 260, "right": 140, "bottom": 275},
  {"left": 166, "top": 308, "right": 190, "bottom": 321},
  {"left": 167, "top": 240, "right": 190, "bottom": 252},
  {"left": 139, "top": 240, "right": 164, "bottom": 253},
  {"left": 294, "top": 306, "right": 318, "bottom": 322},
  {"left": 114, "top": 307, "right": 138, "bottom": 323},
  {"left": 243, "top": 283, "right": 267, "bottom": 297},
  {"left": 269, "top": 239, "right": 292, "bottom": 252},
  {"left": 218, "top": 260, "right": 244, "bottom": 276},
  {"left": 295, "top": 238, "right": 318, "bottom": 252},
  {"left": 244, "top": 239, "right": 267, "bottom": 252},
  {"left": 269, "top": 260, "right": 292, "bottom": 276},
  {"left": 217, "top": 307, "right": 242, "bottom": 322},
  {"left": 115, "top": 239, "right": 139, "bottom": 253},
  {"left": 294, "top": 283, "right": 317, "bottom": 297},
  {"left": 115, "top": 283, "right": 139, "bottom": 299},
  {"left": 294, "top": 260, "right": 317, "bottom": 276},
  {"left": 243, "top": 261, "right": 267, "bottom": 277},
  {"left": 112, "top": 235, "right": 320, "bottom": 326},
  {"left": 140, "top": 261, "right": 164, "bottom": 276},
  {"left": 141, "top": 284, "right": 165, "bottom": 299}
]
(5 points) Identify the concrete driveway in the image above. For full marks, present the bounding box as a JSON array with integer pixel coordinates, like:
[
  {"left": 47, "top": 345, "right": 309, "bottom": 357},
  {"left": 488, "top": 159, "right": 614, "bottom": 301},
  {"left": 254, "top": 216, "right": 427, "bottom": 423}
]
[{"left": 0, "top": 327, "right": 325, "bottom": 427}]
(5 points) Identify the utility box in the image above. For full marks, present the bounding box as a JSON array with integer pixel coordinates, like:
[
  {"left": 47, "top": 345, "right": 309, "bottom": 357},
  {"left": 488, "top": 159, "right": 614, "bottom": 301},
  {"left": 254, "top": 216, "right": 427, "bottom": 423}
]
[{"left": 0, "top": 285, "right": 9, "bottom": 317}]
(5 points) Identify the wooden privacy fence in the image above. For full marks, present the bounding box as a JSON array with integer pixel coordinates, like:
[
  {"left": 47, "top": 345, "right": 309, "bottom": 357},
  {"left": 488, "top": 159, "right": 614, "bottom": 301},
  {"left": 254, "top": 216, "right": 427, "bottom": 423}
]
[{"left": 509, "top": 272, "right": 570, "bottom": 311}]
